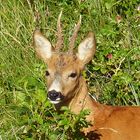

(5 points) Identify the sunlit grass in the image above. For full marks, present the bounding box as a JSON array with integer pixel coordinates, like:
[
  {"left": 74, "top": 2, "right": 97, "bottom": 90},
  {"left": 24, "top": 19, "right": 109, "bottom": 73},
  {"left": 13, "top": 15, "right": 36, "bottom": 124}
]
[{"left": 0, "top": 0, "right": 140, "bottom": 139}]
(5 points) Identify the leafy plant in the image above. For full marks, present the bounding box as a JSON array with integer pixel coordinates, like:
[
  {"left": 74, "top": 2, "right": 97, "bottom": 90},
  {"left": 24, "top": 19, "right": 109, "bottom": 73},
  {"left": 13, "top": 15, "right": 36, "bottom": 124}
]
[{"left": 0, "top": 0, "right": 140, "bottom": 139}]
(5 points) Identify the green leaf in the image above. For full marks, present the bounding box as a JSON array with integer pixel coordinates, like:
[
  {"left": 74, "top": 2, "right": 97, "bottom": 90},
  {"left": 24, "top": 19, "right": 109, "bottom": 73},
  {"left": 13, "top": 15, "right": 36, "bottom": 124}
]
[{"left": 105, "top": 3, "right": 112, "bottom": 9}]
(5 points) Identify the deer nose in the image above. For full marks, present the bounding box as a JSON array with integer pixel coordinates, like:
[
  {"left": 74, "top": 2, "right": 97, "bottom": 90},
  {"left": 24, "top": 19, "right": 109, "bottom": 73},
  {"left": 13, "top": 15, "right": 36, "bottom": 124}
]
[{"left": 48, "top": 90, "right": 62, "bottom": 101}]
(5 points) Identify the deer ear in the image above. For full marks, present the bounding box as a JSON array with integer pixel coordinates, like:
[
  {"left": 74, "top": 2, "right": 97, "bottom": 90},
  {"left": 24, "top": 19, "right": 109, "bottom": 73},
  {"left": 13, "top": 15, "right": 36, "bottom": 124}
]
[
  {"left": 33, "top": 30, "right": 52, "bottom": 61},
  {"left": 77, "top": 32, "right": 96, "bottom": 66}
]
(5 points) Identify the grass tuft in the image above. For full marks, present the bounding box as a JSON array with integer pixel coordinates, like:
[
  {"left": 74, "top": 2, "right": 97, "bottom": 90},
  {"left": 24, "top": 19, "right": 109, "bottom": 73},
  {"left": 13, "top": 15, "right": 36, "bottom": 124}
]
[{"left": 0, "top": 0, "right": 140, "bottom": 139}]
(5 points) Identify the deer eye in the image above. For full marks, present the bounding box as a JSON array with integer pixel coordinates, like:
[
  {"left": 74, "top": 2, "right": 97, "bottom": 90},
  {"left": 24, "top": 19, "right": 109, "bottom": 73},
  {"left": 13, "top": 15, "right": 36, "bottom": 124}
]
[
  {"left": 69, "top": 72, "right": 77, "bottom": 78},
  {"left": 45, "top": 71, "right": 50, "bottom": 76}
]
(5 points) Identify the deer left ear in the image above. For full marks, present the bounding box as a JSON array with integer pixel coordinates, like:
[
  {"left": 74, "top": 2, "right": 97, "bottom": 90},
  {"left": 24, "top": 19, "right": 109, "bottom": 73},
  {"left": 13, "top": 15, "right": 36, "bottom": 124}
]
[
  {"left": 33, "top": 30, "right": 52, "bottom": 62},
  {"left": 77, "top": 32, "right": 96, "bottom": 66}
]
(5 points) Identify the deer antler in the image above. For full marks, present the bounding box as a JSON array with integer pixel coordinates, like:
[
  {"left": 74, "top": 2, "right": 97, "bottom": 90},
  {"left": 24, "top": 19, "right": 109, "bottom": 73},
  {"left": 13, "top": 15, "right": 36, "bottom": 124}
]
[
  {"left": 55, "top": 11, "right": 63, "bottom": 52},
  {"left": 69, "top": 15, "right": 81, "bottom": 53}
]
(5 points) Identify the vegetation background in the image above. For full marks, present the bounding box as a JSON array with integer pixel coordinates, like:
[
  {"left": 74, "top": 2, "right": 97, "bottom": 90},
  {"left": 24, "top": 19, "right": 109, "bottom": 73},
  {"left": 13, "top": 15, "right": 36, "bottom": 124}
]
[{"left": 0, "top": 0, "right": 140, "bottom": 139}]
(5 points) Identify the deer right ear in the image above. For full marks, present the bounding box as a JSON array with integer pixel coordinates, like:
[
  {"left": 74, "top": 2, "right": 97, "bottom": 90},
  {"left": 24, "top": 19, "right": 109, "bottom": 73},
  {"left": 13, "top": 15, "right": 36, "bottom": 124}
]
[
  {"left": 33, "top": 30, "right": 52, "bottom": 61},
  {"left": 77, "top": 32, "right": 96, "bottom": 66}
]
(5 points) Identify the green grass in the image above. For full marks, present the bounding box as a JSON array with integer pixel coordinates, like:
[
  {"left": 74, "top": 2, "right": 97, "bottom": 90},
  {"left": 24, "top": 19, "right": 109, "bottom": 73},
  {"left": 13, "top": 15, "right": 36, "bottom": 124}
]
[{"left": 0, "top": 0, "right": 140, "bottom": 139}]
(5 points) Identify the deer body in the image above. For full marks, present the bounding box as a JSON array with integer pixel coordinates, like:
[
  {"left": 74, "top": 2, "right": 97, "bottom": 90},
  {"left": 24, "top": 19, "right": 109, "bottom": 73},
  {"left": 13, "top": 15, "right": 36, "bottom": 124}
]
[{"left": 33, "top": 13, "right": 140, "bottom": 140}]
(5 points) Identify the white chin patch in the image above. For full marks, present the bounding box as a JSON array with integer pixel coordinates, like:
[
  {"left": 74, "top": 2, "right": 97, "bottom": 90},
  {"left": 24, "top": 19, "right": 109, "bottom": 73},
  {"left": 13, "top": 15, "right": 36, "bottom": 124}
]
[
  {"left": 50, "top": 100, "right": 61, "bottom": 104},
  {"left": 48, "top": 98, "right": 61, "bottom": 104}
]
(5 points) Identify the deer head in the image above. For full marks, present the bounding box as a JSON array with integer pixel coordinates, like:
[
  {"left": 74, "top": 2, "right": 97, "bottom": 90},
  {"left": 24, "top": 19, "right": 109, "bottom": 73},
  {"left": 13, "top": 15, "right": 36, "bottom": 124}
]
[{"left": 33, "top": 12, "right": 96, "bottom": 106}]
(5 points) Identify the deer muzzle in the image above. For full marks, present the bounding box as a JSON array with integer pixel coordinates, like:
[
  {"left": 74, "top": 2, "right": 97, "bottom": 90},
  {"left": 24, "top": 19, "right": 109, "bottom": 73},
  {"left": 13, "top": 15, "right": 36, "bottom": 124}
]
[{"left": 48, "top": 90, "right": 64, "bottom": 104}]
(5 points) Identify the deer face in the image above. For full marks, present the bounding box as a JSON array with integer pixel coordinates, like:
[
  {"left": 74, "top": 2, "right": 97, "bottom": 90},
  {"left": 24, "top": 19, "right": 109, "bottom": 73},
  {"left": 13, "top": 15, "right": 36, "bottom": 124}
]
[
  {"left": 45, "top": 53, "right": 81, "bottom": 104},
  {"left": 33, "top": 13, "right": 96, "bottom": 105}
]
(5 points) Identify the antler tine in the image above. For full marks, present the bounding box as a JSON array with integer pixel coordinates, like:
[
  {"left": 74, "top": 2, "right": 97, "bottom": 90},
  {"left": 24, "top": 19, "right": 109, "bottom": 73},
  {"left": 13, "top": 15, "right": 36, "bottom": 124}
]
[
  {"left": 69, "top": 15, "right": 81, "bottom": 53},
  {"left": 55, "top": 11, "right": 63, "bottom": 52}
]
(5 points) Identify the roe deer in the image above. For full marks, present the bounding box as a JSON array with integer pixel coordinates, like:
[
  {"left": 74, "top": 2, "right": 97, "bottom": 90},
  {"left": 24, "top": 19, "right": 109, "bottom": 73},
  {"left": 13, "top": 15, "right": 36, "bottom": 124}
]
[{"left": 33, "top": 12, "right": 140, "bottom": 140}]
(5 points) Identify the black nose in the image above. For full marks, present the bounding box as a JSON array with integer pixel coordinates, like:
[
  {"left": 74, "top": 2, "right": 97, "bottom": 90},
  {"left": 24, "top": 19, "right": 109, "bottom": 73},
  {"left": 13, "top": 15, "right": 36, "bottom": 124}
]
[{"left": 48, "top": 90, "right": 62, "bottom": 101}]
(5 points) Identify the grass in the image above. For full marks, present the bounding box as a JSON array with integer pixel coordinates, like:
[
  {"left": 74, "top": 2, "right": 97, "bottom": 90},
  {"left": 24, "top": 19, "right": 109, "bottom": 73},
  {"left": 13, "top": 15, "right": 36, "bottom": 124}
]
[{"left": 0, "top": 0, "right": 140, "bottom": 139}]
